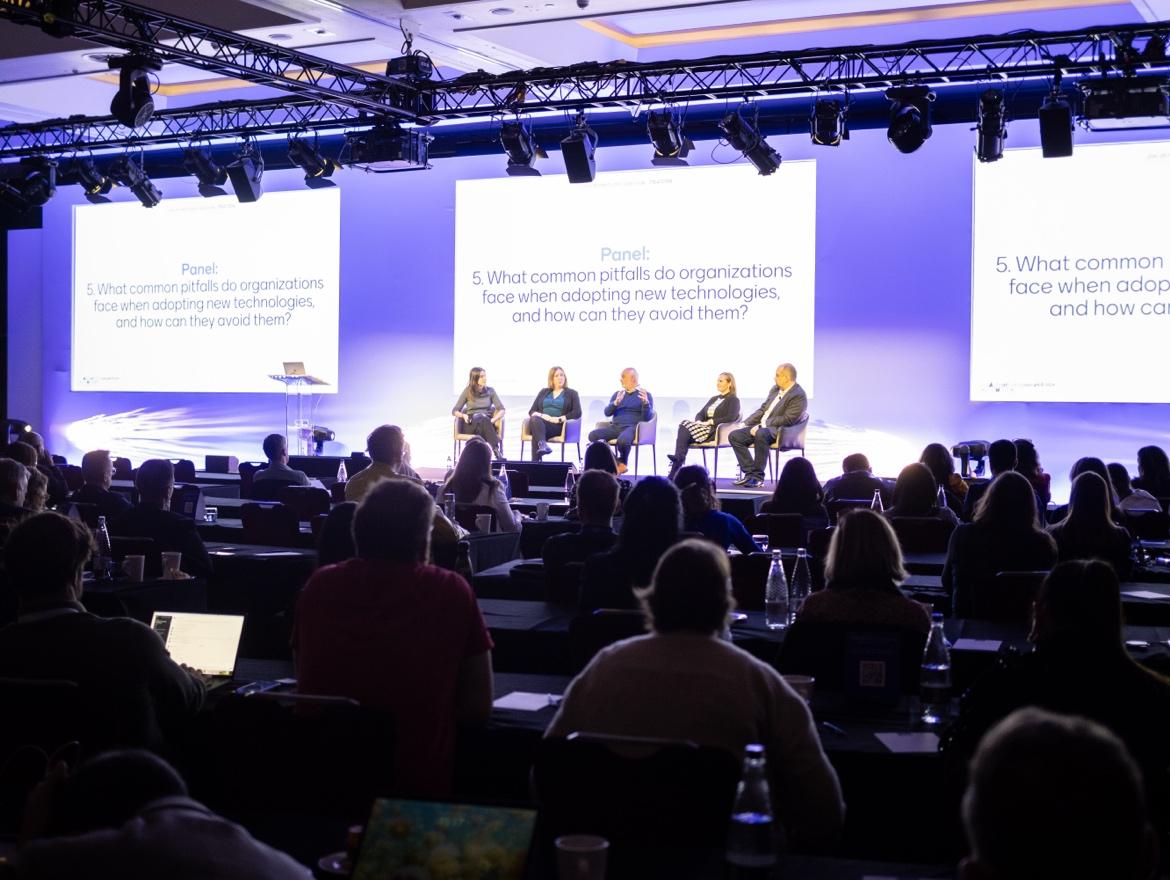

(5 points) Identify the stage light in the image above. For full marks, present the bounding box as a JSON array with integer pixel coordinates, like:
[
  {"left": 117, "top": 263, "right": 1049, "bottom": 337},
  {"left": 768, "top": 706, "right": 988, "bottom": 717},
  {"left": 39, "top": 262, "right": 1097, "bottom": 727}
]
[
  {"left": 886, "top": 85, "right": 934, "bottom": 154},
  {"left": 287, "top": 137, "right": 338, "bottom": 187},
  {"left": 226, "top": 140, "right": 263, "bottom": 203},
  {"left": 182, "top": 146, "right": 228, "bottom": 197},
  {"left": 108, "top": 54, "right": 162, "bottom": 128},
  {"left": 345, "top": 126, "right": 431, "bottom": 171},
  {"left": 1079, "top": 76, "right": 1170, "bottom": 131},
  {"left": 108, "top": 154, "right": 161, "bottom": 207},
  {"left": 72, "top": 158, "right": 112, "bottom": 202},
  {"left": 719, "top": 105, "right": 780, "bottom": 175},
  {"left": 810, "top": 99, "right": 847, "bottom": 146},
  {"left": 1038, "top": 93, "right": 1074, "bottom": 158},
  {"left": 500, "top": 120, "right": 542, "bottom": 176},
  {"left": 975, "top": 89, "right": 1007, "bottom": 163},
  {"left": 311, "top": 425, "right": 335, "bottom": 455},
  {"left": 647, "top": 109, "right": 693, "bottom": 166},
  {"left": 560, "top": 114, "right": 598, "bottom": 184},
  {"left": 0, "top": 157, "right": 56, "bottom": 212}
]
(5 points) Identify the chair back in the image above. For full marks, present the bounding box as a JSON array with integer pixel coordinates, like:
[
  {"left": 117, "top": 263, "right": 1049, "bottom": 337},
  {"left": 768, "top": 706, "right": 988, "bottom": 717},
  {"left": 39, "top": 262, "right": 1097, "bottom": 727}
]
[
  {"left": 977, "top": 571, "right": 1047, "bottom": 621},
  {"left": 826, "top": 498, "right": 873, "bottom": 524},
  {"left": 60, "top": 465, "right": 84, "bottom": 492},
  {"left": 568, "top": 609, "right": 646, "bottom": 672},
  {"left": 747, "top": 512, "right": 804, "bottom": 549},
  {"left": 69, "top": 501, "right": 100, "bottom": 529},
  {"left": 888, "top": 515, "right": 956, "bottom": 553},
  {"left": 776, "top": 412, "right": 809, "bottom": 452},
  {"left": 204, "top": 454, "right": 239, "bottom": 474},
  {"left": 170, "top": 459, "right": 197, "bottom": 483},
  {"left": 277, "top": 485, "right": 331, "bottom": 521},
  {"left": 237, "top": 461, "right": 265, "bottom": 499},
  {"left": 250, "top": 477, "right": 301, "bottom": 502},
  {"left": 778, "top": 620, "right": 927, "bottom": 700},
  {"left": 1123, "top": 510, "right": 1170, "bottom": 541},
  {"left": 545, "top": 560, "right": 585, "bottom": 606},
  {"left": 634, "top": 413, "right": 658, "bottom": 445},
  {"left": 240, "top": 502, "right": 301, "bottom": 547},
  {"left": 453, "top": 503, "right": 497, "bottom": 533}
]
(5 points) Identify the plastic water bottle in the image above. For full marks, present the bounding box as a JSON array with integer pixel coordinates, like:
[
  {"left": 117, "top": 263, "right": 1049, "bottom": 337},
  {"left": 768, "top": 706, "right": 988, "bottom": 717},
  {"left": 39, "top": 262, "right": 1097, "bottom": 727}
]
[
  {"left": 726, "top": 743, "right": 777, "bottom": 869},
  {"left": 564, "top": 462, "right": 578, "bottom": 498},
  {"left": 497, "top": 464, "right": 512, "bottom": 500},
  {"left": 920, "top": 612, "right": 952, "bottom": 726},
  {"left": 870, "top": 489, "right": 884, "bottom": 512},
  {"left": 789, "top": 548, "right": 811, "bottom": 624},
  {"left": 444, "top": 456, "right": 454, "bottom": 481},
  {"left": 336, "top": 459, "right": 347, "bottom": 483},
  {"left": 94, "top": 515, "right": 113, "bottom": 581},
  {"left": 936, "top": 483, "right": 948, "bottom": 512},
  {"left": 764, "top": 550, "right": 789, "bottom": 630}
]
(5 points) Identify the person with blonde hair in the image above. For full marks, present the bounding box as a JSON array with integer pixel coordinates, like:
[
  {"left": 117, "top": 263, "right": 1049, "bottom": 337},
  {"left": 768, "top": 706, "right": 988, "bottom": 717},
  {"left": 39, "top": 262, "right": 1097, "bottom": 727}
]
[
  {"left": 667, "top": 372, "right": 740, "bottom": 481},
  {"left": 526, "top": 365, "right": 581, "bottom": 460}
]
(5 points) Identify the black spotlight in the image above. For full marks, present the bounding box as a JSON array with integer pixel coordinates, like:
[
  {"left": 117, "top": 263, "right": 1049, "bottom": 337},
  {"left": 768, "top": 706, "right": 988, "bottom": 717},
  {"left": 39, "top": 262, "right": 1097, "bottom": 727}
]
[
  {"left": 1038, "top": 92, "right": 1074, "bottom": 158},
  {"left": 183, "top": 146, "right": 228, "bottom": 197},
  {"left": 501, "top": 120, "right": 542, "bottom": 177},
  {"left": 975, "top": 89, "right": 1007, "bottom": 163},
  {"left": 560, "top": 115, "right": 598, "bottom": 184},
  {"left": 719, "top": 106, "right": 781, "bottom": 175},
  {"left": 72, "top": 158, "right": 112, "bottom": 203},
  {"left": 226, "top": 140, "right": 264, "bottom": 203},
  {"left": 886, "top": 85, "right": 934, "bottom": 154},
  {"left": 288, "top": 137, "right": 338, "bottom": 187},
  {"left": 108, "top": 54, "right": 162, "bottom": 128},
  {"left": 108, "top": 154, "right": 162, "bottom": 207},
  {"left": 810, "top": 99, "right": 847, "bottom": 146},
  {"left": 647, "top": 109, "right": 693, "bottom": 166},
  {"left": 0, "top": 157, "right": 56, "bottom": 212}
]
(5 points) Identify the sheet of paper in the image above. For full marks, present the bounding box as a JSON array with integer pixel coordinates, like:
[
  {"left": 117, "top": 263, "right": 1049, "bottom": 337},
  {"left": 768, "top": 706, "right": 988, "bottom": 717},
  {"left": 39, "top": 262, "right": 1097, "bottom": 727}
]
[
  {"left": 493, "top": 691, "right": 557, "bottom": 711},
  {"left": 254, "top": 551, "right": 305, "bottom": 557},
  {"left": 952, "top": 638, "right": 1002, "bottom": 652},
  {"left": 1122, "top": 590, "right": 1168, "bottom": 600},
  {"left": 875, "top": 732, "right": 940, "bottom": 754}
]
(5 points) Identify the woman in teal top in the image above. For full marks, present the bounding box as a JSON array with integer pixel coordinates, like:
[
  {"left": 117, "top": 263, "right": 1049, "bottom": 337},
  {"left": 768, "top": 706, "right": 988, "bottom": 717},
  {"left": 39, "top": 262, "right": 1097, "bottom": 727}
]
[
  {"left": 453, "top": 366, "right": 505, "bottom": 458},
  {"left": 527, "top": 366, "right": 582, "bottom": 460}
]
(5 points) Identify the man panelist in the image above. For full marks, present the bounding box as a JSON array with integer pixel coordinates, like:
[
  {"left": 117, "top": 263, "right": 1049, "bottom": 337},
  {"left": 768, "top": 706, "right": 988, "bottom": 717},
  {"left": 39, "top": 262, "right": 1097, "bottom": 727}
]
[
  {"left": 589, "top": 368, "right": 654, "bottom": 475},
  {"left": 730, "top": 363, "right": 807, "bottom": 489}
]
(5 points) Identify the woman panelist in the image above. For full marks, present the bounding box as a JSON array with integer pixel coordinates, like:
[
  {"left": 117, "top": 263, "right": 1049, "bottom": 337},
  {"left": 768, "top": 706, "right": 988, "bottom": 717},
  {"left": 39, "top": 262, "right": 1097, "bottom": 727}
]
[
  {"left": 452, "top": 367, "right": 505, "bottom": 458},
  {"left": 527, "top": 366, "right": 582, "bottom": 460},
  {"left": 667, "top": 372, "right": 740, "bottom": 481}
]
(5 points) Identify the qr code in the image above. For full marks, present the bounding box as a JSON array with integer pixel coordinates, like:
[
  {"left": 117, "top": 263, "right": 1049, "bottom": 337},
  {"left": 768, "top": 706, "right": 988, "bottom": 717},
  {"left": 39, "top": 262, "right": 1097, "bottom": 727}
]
[{"left": 858, "top": 661, "right": 887, "bottom": 688}]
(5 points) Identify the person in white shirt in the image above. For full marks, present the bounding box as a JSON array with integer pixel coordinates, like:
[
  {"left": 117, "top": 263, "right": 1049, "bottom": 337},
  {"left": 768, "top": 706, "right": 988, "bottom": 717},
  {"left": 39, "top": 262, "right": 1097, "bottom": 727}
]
[{"left": 729, "top": 363, "right": 808, "bottom": 489}]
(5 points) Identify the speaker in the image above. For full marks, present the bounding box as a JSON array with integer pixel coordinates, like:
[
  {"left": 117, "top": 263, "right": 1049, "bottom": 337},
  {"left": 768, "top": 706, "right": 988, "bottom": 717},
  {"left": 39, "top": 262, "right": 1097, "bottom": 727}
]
[
  {"left": 1038, "top": 97, "right": 1073, "bottom": 158},
  {"left": 227, "top": 157, "right": 264, "bottom": 202},
  {"left": 560, "top": 127, "right": 597, "bottom": 184}
]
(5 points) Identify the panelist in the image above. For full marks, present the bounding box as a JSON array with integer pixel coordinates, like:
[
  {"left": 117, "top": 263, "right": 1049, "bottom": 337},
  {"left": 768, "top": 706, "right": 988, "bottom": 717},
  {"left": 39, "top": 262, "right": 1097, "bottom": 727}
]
[
  {"left": 667, "top": 372, "right": 740, "bottom": 481},
  {"left": 589, "top": 367, "right": 654, "bottom": 475},
  {"left": 729, "top": 363, "right": 807, "bottom": 489},
  {"left": 527, "top": 366, "right": 582, "bottom": 460},
  {"left": 452, "top": 366, "right": 505, "bottom": 459}
]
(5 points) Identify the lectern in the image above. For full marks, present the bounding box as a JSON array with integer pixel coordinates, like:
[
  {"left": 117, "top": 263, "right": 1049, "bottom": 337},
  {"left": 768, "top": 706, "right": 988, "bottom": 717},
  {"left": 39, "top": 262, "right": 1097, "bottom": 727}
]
[{"left": 269, "top": 364, "right": 329, "bottom": 455}]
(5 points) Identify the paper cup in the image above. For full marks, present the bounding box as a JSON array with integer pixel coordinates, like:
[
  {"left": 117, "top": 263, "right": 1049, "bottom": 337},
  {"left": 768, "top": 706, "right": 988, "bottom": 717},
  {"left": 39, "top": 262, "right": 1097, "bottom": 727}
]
[
  {"left": 555, "top": 835, "right": 608, "bottom": 880},
  {"left": 121, "top": 555, "right": 145, "bottom": 582},
  {"left": 161, "top": 551, "right": 182, "bottom": 578},
  {"left": 475, "top": 513, "right": 493, "bottom": 533},
  {"left": 536, "top": 502, "right": 550, "bottom": 521}
]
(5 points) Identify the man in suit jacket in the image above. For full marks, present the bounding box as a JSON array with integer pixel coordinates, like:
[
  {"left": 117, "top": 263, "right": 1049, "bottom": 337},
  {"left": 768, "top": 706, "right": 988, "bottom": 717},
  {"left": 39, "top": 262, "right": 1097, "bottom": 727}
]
[
  {"left": 70, "top": 449, "right": 133, "bottom": 521},
  {"left": 729, "top": 363, "right": 807, "bottom": 489},
  {"left": 823, "top": 453, "right": 891, "bottom": 506},
  {"left": 109, "top": 459, "right": 213, "bottom": 578}
]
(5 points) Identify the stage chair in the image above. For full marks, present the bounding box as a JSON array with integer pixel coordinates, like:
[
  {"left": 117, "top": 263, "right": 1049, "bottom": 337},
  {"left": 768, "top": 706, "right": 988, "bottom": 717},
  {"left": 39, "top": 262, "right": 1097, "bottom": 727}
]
[
  {"left": 240, "top": 502, "right": 301, "bottom": 547},
  {"left": 692, "top": 421, "right": 740, "bottom": 481},
  {"left": 766, "top": 413, "right": 809, "bottom": 482},
  {"left": 519, "top": 417, "right": 582, "bottom": 462},
  {"left": 593, "top": 413, "right": 658, "bottom": 475},
  {"left": 453, "top": 416, "right": 505, "bottom": 461}
]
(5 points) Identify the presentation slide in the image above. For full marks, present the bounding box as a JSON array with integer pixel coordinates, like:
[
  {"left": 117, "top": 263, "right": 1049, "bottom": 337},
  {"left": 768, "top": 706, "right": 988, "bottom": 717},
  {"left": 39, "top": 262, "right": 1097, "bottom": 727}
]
[
  {"left": 454, "top": 162, "right": 817, "bottom": 399},
  {"left": 72, "top": 188, "right": 340, "bottom": 393},
  {"left": 971, "top": 141, "right": 1170, "bottom": 402}
]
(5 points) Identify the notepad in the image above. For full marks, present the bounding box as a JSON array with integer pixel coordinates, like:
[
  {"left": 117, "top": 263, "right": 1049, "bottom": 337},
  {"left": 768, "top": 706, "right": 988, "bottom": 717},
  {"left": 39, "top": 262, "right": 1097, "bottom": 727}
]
[
  {"left": 952, "top": 638, "right": 1002, "bottom": 652},
  {"left": 875, "top": 732, "right": 940, "bottom": 753},
  {"left": 493, "top": 691, "right": 559, "bottom": 711}
]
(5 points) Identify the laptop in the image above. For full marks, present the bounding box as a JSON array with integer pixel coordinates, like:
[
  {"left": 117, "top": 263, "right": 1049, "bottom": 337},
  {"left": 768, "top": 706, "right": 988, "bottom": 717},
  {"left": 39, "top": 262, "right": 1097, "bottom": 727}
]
[
  {"left": 282, "top": 361, "right": 306, "bottom": 377},
  {"left": 351, "top": 799, "right": 537, "bottom": 880},
  {"left": 150, "top": 611, "right": 245, "bottom": 689}
]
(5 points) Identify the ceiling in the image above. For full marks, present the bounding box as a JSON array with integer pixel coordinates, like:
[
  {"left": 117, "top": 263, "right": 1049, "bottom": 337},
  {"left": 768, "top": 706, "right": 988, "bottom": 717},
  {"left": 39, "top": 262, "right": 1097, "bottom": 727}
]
[{"left": 0, "top": 0, "right": 1161, "bottom": 127}]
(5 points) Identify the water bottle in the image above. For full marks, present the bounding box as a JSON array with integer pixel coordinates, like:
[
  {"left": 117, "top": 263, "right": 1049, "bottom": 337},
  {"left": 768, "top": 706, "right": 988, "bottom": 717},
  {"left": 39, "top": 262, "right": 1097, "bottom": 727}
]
[
  {"left": 870, "top": 489, "right": 884, "bottom": 512},
  {"left": 564, "top": 462, "right": 578, "bottom": 498},
  {"left": 789, "top": 548, "right": 811, "bottom": 624},
  {"left": 454, "top": 540, "right": 473, "bottom": 582},
  {"left": 94, "top": 515, "right": 113, "bottom": 581},
  {"left": 726, "top": 743, "right": 778, "bottom": 869},
  {"left": 497, "top": 464, "right": 512, "bottom": 500},
  {"left": 336, "top": 459, "right": 347, "bottom": 483},
  {"left": 764, "top": 550, "right": 789, "bottom": 630},
  {"left": 920, "top": 612, "right": 952, "bottom": 726},
  {"left": 936, "top": 483, "right": 948, "bottom": 512},
  {"left": 444, "top": 456, "right": 454, "bottom": 481}
]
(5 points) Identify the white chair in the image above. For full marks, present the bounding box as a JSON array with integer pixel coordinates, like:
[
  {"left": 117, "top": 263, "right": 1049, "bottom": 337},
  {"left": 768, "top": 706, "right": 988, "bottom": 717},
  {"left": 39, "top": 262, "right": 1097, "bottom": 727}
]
[
  {"left": 691, "top": 421, "right": 740, "bottom": 481},
  {"left": 453, "top": 416, "right": 504, "bottom": 461},
  {"left": 519, "top": 417, "right": 582, "bottom": 462},
  {"left": 593, "top": 413, "right": 658, "bottom": 475}
]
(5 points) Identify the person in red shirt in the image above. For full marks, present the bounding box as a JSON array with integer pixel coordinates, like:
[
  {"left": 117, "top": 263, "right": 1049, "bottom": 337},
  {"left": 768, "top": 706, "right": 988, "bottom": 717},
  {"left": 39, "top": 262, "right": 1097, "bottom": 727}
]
[{"left": 292, "top": 478, "right": 493, "bottom": 796}]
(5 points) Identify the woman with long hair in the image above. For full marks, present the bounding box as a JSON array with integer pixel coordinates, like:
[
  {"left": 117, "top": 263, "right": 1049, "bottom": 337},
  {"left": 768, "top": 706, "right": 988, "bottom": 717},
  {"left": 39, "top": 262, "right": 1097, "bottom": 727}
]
[
  {"left": 919, "top": 442, "right": 966, "bottom": 512},
  {"left": 1047, "top": 471, "right": 1132, "bottom": 577},
  {"left": 666, "top": 372, "right": 740, "bottom": 481},
  {"left": 673, "top": 464, "right": 758, "bottom": 554},
  {"left": 452, "top": 367, "right": 505, "bottom": 458},
  {"left": 440, "top": 436, "right": 521, "bottom": 532},
  {"left": 761, "top": 457, "right": 829, "bottom": 536},
  {"left": 887, "top": 462, "right": 959, "bottom": 524},
  {"left": 1134, "top": 445, "right": 1170, "bottom": 499},
  {"left": 527, "top": 366, "right": 582, "bottom": 461},
  {"left": 1013, "top": 438, "right": 1051, "bottom": 508}
]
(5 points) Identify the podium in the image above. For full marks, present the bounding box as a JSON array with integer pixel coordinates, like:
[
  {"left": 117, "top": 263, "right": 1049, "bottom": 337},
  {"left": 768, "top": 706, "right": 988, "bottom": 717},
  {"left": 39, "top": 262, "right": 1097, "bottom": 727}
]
[{"left": 269, "top": 371, "right": 330, "bottom": 456}]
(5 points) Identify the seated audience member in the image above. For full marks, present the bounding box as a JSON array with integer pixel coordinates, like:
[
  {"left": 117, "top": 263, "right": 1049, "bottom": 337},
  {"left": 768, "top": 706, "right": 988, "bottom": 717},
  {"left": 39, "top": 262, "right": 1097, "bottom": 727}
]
[
  {"left": 760, "top": 457, "right": 830, "bottom": 537},
  {"left": 251, "top": 433, "right": 311, "bottom": 490},
  {"left": 579, "top": 476, "right": 681, "bottom": 611},
  {"left": 885, "top": 462, "right": 959, "bottom": 525},
  {"left": 0, "top": 513, "right": 205, "bottom": 752},
  {"left": 542, "top": 470, "right": 619, "bottom": 601},
  {"left": 1046, "top": 472, "right": 1133, "bottom": 578},
  {"left": 345, "top": 425, "right": 463, "bottom": 547},
  {"left": 1133, "top": 444, "right": 1170, "bottom": 499},
  {"left": 920, "top": 442, "right": 967, "bottom": 512},
  {"left": 565, "top": 441, "right": 631, "bottom": 520},
  {"left": 12, "top": 749, "right": 310, "bottom": 879},
  {"left": 943, "top": 472, "right": 1058, "bottom": 618},
  {"left": 0, "top": 457, "right": 30, "bottom": 522},
  {"left": 1013, "top": 438, "right": 1051, "bottom": 509},
  {"left": 822, "top": 452, "right": 889, "bottom": 506},
  {"left": 797, "top": 509, "right": 930, "bottom": 633},
  {"left": 1109, "top": 462, "right": 1163, "bottom": 515},
  {"left": 440, "top": 436, "right": 522, "bottom": 533},
  {"left": 960, "top": 439, "right": 1017, "bottom": 522},
  {"left": 959, "top": 707, "right": 1159, "bottom": 880},
  {"left": 292, "top": 479, "right": 493, "bottom": 796},
  {"left": 315, "top": 501, "right": 357, "bottom": 568},
  {"left": 950, "top": 560, "right": 1170, "bottom": 827},
  {"left": 675, "top": 465, "right": 759, "bottom": 555},
  {"left": 4, "top": 441, "right": 37, "bottom": 470},
  {"left": 1048, "top": 456, "right": 1120, "bottom": 524},
  {"left": 24, "top": 469, "right": 48, "bottom": 512},
  {"left": 547, "top": 539, "right": 844, "bottom": 852},
  {"left": 70, "top": 450, "right": 132, "bottom": 520},
  {"left": 23, "top": 431, "right": 68, "bottom": 508},
  {"left": 109, "top": 460, "right": 213, "bottom": 579}
]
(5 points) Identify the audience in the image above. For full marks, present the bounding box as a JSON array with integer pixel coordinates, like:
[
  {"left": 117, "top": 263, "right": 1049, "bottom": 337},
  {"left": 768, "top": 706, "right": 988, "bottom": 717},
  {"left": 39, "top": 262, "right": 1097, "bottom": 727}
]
[
  {"left": 440, "top": 436, "right": 522, "bottom": 533},
  {"left": 959, "top": 707, "right": 1158, "bottom": 880},
  {"left": 1046, "top": 471, "right": 1133, "bottom": 578},
  {"left": 885, "top": 462, "right": 959, "bottom": 524},
  {"left": 942, "top": 472, "right": 1058, "bottom": 618},
  {"left": 1048, "top": 456, "right": 1119, "bottom": 524},
  {"left": 1013, "top": 438, "right": 1051, "bottom": 508},
  {"left": 69, "top": 450, "right": 132, "bottom": 520},
  {"left": 674, "top": 465, "right": 759, "bottom": 554},
  {"left": 542, "top": 470, "right": 619, "bottom": 603},
  {"left": 920, "top": 442, "right": 967, "bottom": 513},
  {"left": 548, "top": 539, "right": 844, "bottom": 852},
  {"left": 760, "top": 457, "right": 830, "bottom": 536},
  {"left": 797, "top": 509, "right": 930, "bottom": 633},
  {"left": 4, "top": 441, "right": 38, "bottom": 471},
  {"left": 1110, "top": 461, "right": 1163, "bottom": 515},
  {"left": 579, "top": 476, "right": 681, "bottom": 611},
  {"left": 292, "top": 479, "right": 493, "bottom": 796},
  {"left": 960, "top": 438, "right": 1016, "bottom": 522},
  {"left": 0, "top": 458, "right": 30, "bottom": 521},
  {"left": 314, "top": 501, "right": 357, "bottom": 568},
  {"left": 821, "top": 452, "right": 889, "bottom": 506},
  {"left": 0, "top": 513, "right": 205, "bottom": 753},
  {"left": 1134, "top": 444, "right": 1170, "bottom": 499},
  {"left": 23, "top": 431, "right": 68, "bottom": 508},
  {"left": 251, "top": 433, "right": 311, "bottom": 492},
  {"left": 565, "top": 440, "right": 631, "bottom": 520},
  {"left": 109, "top": 459, "right": 213, "bottom": 579},
  {"left": 23, "top": 469, "right": 47, "bottom": 513}
]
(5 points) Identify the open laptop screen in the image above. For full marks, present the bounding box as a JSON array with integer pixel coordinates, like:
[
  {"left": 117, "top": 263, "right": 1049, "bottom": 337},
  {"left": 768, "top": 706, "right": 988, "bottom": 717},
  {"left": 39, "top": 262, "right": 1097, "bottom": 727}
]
[{"left": 150, "top": 611, "right": 244, "bottom": 678}]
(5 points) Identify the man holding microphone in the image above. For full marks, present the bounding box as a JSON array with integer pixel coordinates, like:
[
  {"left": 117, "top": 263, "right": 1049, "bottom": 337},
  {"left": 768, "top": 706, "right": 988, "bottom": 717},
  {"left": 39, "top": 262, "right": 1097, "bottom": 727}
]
[{"left": 589, "top": 367, "right": 654, "bottom": 475}]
